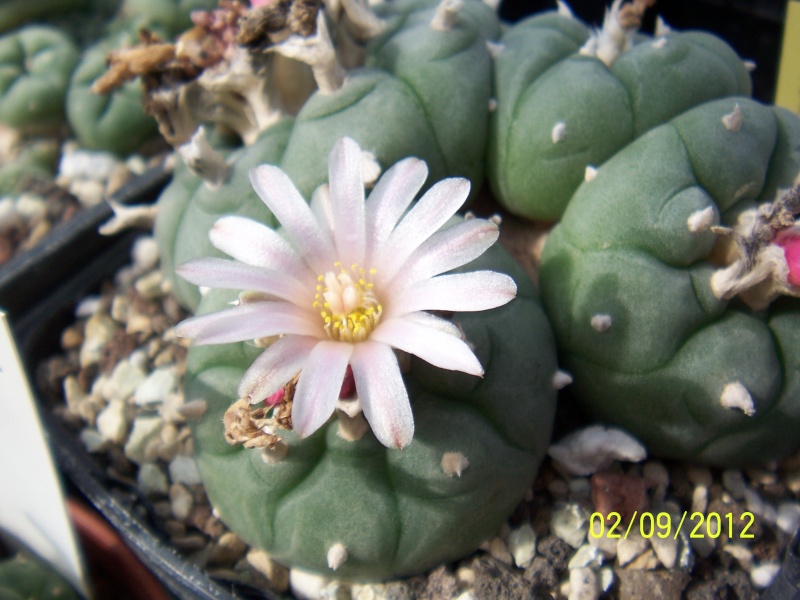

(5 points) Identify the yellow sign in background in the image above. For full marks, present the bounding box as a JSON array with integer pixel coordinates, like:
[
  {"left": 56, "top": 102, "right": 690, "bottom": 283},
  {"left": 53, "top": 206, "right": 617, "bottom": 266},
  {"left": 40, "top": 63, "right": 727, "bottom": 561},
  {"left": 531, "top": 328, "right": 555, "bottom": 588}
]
[{"left": 776, "top": 0, "right": 800, "bottom": 114}]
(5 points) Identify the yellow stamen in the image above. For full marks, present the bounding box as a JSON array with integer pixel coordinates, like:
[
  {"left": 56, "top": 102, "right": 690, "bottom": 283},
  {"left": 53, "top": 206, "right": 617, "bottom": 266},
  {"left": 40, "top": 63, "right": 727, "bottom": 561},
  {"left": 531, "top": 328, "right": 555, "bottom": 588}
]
[{"left": 314, "top": 263, "right": 382, "bottom": 342}]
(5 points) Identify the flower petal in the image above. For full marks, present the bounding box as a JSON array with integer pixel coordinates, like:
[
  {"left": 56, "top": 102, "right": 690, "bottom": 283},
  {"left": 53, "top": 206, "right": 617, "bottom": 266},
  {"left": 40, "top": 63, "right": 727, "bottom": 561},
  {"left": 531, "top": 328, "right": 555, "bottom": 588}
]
[
  {"left": 209, "top": 216, "right": 311, "bottom": 281},
  {"left": 370, "top": 316, "right": 484, "bottom": 376},
  {"left": 310, "top": 184, "right": 334, "bottom": 239},
  {"left": 249, "top": 164, "right": 335, "bottom": 271},
  {"left": 292, "top": 341, "right": 353, "bottom": 438},
  {"left": 176, "top": 302, "right": 321, "bottom": 345},
  {"left": 350, "top": 341, "right": 413, "bottom": 449},
  {"left": 238, "top": 335, "right": 318, "bottom": 401},
  {"left": 389, "top": 271, "right": 517, "bottom": 316},
  {"left": 177, "top": 257, "right": 310, "bottom": 306},
  {"left": 328, "top": 137, "right": 366, "bottom": 265},
  {"left": 377, "top": 178, "right": 471, "bottom": 283},
  {"left": 387, "top": 218, "right": 499, "bottom": 291},
  {"left": 402, "top": 311, "right": 461, "bottom": 337},
  {"left": 364, "top": 157, "right": 428, "bottom": 264}
]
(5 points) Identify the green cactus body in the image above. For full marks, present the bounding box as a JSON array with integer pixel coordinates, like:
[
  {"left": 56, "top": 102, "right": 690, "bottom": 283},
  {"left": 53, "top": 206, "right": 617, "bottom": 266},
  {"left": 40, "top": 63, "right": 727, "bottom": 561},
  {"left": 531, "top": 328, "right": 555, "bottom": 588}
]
[
  {"left": 66, "top": 31, "right": 159, "bottom": 156},
  {"left": 155, "top": 120, "right": 292, "bottom": 310},
  {"left": 0, "top": 553, "right": 80, "bottom": 600},
  {"left": 0, "top": 26, "right": 80, "bottom": 133},
  {"left": 488, "top": 10, "right": 753, "bottom": 221},
  {"left": 539, "top": 97, "right": 800, "bottom": 466},
  {"left": 187, "top": 244, "right": 557, "bottom": 579},
  {"left": 120, "top": 0, "right": 218, "bottom": 39},
  {"left": 156, "top": 0, "right": 499, "bottom": 311}
]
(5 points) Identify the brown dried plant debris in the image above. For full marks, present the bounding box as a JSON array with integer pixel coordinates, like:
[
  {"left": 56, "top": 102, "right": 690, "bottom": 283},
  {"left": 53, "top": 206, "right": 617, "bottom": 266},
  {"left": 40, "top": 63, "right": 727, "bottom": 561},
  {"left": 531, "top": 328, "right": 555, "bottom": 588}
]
[{"left": 238, "top": 0, "right": 321, "bottom": 47}]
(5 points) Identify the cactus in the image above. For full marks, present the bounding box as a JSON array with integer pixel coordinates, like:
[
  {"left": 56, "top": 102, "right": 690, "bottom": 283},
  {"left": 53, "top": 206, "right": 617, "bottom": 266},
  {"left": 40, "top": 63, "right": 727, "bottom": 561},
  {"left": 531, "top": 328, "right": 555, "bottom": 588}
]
[
  {"left": 153, "top": 0, "right": 500, "bottom": 311},
  {"left": 66, "top": 30, "right": 159, "bottom": 156},
  {"left": 539, "top": 96, "right": 800, "bottom": 466},
  {"left": 0, "top": 552, "right": 80, "bottom": 599},
  {"left": 185, "top": 242, "right": 557, "bottom": 579},
  {"left": 487, "top": 1, "right": 753, "bottom": 221},
  {"left": 0, "top": 26, "right": 80, "bottom": 133}
]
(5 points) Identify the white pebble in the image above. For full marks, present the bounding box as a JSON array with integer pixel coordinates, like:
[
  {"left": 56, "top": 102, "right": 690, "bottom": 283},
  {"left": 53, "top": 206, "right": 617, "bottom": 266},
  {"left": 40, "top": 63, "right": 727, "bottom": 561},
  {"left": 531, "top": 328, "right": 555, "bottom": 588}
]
[
  {"left": 776, "top": 502, "right": 800, "bottom": 534},
  {"left": 134, "top": 366, "right": 178, "bottom": 406},
  {"left": 569, "top": 544, "right": 602, "bottom": 570},
  {"left": 568, "top": 567, "right": 599, "bottom": 600},
  {"left": 59, "top": 148, "right": 119, "bottom": 182},
  {"left": 131, "top": 236, "right": 160, "bottom": 272},
  {"left": 750, "top": 563, "right": 781, "bottom": 589},
  {"left": 124, "top": 416, "right": 164, "bottom": 464},
  {"left": 691, "top": 485, "right": 709, "bottom": 514},
  {"left": 100, "top": 359, "right": 148, "bottom": 402},
  {"left": 169, "top": 483, "right": 193, "bottom": 521},
  {"left": 169, "top": 455, "right": 203, "bottom": 485},
  {"left": 617, "top": 532, "right": 648, "bottom": 566},
  {"left": 138, "top": 463, "right": 169, "bottom": 496},
  {"left": 508, "top": 523, "right": 537, "bottom": 568},
  {"left": 599, "top": 567, "right": 614, "bottom": 592},
  {"left": 551, "top": 503, "right": 589, "bottom": 549},
  {"left": 15, "top": 193, "right": 47, "bottom": 221},
  {"left": 79, "top": 428, "right": 106, "bottom": 453},
  {"left": 642, "top": 461, "right": 670, "bottom": 488},
  {"left": 0, "top": 197, "right": 20, "bottom": 230},
  {"left": 650, "top": 532, "right": 679, "bottom": 569},
  {"left": 95, "top": 399, "right": 129, "bottom": 444},
  {"left": 548, "top": 425, "right": 647, "bottom": 476}
]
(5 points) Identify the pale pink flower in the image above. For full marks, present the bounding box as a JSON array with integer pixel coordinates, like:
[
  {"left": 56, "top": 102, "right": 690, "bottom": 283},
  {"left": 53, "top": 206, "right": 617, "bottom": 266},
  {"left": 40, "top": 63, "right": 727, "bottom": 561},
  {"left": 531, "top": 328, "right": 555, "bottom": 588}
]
[{"left": 175, "top": 137, "right": 516, "bottom": 448}]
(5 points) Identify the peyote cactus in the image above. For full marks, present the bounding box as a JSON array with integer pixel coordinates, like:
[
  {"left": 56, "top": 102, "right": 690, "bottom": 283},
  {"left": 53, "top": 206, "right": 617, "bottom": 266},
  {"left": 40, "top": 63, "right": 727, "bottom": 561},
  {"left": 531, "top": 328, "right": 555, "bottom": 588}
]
[
  {"left": 66, "top": 30, "right": 159, "bottom": 155},
  {"left": 487, "top": 0, "right": 753, "bottom": 221},
  {"left": 539, "top": 96, "right": 800, "bottom": 466},
  {"left": 0, "top": 552, "right": 80, "bottom": 600},
  {"left": 0, "top": 25, "right": 80, "bottom": 133},
  {"left": 179, "top": 138, "right": 558, "bottom": 578},
  {"left": 151, "top": 0, "right": 500, "bottom": 310}
]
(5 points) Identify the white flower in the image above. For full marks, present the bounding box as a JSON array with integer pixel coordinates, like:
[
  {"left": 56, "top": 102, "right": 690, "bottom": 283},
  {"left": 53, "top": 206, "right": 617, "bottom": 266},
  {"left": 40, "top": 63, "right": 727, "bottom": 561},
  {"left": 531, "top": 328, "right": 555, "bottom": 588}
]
[{"left": 175, "top": 137, "right": 516, "bottom": 449}]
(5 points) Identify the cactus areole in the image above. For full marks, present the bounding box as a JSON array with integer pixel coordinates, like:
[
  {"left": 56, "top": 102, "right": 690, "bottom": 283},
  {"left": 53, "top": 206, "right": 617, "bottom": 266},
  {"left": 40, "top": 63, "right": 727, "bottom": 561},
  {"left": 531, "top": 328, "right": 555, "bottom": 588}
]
[
  {"left": 540, "top": 97, "right": 800, "bottom": 467},
  {"left": 181, "top": 140, "right": 558, "bottom": 578}
]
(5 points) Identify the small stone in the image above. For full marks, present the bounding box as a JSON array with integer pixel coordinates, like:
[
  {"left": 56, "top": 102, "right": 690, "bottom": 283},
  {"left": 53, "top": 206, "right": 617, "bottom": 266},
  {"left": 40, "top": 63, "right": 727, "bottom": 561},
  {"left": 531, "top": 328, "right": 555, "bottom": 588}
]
[
  {"left": 289, "top": 567, "right": 329, "bottom": 600},
  {"left": 100, "top": 359, "right": 148, "bottom": 402},
  {"left": 131, "top": 236, "right": 160, "bottom": 272},
  {"left": 617, "top": 569, "right": 690, "bottom": 599},
  {"left": 69, "top": 179, "right": 105, "bottom": 206},
  {"left": 617, "top": 531, "right": 648, "bottom": 567},
  {"left": 425, "top": 565, "right": 459, "bottom": 599},
  {"left": 568, "top": 567, "right": 599, "bottom": 600},
  {"left": 79, "top": 428, "right": 106, "bottom": 453},
  {"left": 537, "top": 535, "right": 572, "bottom": 572},
  {"left": 134, "top": 366, "right": 178, "bottom": 406},
  {"left": 95, "top": 398, "right": 129, "bottom": 444},
  {"left": 135, "top": 270, "right": 166, "bottom": 299},
  {"left": 642, "top": 461, "right": 669, "bottom": 488},
  {"left": 568, "top": 544, "right": 602, "bottom": 570},
  {"left": 598, "top": 567, "right": 614, "bottom": 592},
  {"left": 548, "top": 425, "right": 647, "bottom": 476},
  {"left": 60, "top": 326, "right": 84, "bottom": 350},
  {"left": 743, "top": 486, "right": 765, "bottom": 517},
  {"left": 649, "top": 533, "right": 679, "bottom": 569},
  {"left": 626, "top": 547, "right": 660, "bottom": 570},
  {"left": 691, "top": 485, "right": 708, "bottom": 514},
  {"left": 178, "top": 399, "right": 208, "bottom": 420},
  {"left": 776, "top": 501, "right": 800, "bottom": 534},
  {"left": 523, "top": 556, "right": 557, "bottom": 590},
  {"left": 750, "top": 563, "right": 780, "bottom": 589},
  {"left": 551, "top": 504, "right": 589, "bottom": 549},
  {"left": 79, "top": 312, "right": 117, "bottom": 368},
  {"left": 137, "top": 463, "right": 169, "bottom": 496},
  {"left": 488, "top": 537, "right": 513, "bottom": 566},
  {"left": 689, "top": 533, "right": 716, "bottom": 559},
  {"left": 169, "top": 455, "right": 202, "bottom": 485},
  {"left": 471, "top": 558, "right": 535, "bottom": 600},
  {"left": 15, "top": 193, "right": 47, "bottom": 221},
  {"left": 124, "top": 416, "right": 164, "bottom": 465},
  {"left": 722, "top": 543, "right": 754, "bottom": 571},
  {"left": 588, "top": 528, "right": 618, "bottom": 559},
  {"left": 569, "top": 477, "right": 592, "bottom": 497},
  {"left": 722, "top": 468, "right": 746, "bottom": 500},
  {"left": 441, "top": 451, "right": 469, "bottom": 477},
  {"left": 169, "top": 483, "right": 193, "bottom": 521},
  {"left": 591, "top": 470, "right": 650, "bottom": 522},
  {"left": 508, "top": 523, "right": 537, "bottom": 568}
]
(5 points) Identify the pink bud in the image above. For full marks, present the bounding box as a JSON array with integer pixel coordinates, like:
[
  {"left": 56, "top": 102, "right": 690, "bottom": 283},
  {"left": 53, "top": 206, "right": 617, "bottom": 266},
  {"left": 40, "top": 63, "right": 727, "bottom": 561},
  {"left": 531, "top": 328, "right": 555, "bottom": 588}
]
[
  {"left": 265, "top": 388, "right": 285, "bottom": 407},
  {"left": 775, "top": 229, "right": 800, "bottom": 287},
  {"left": 339, "top": 366, "right": 356, "bottom": 399}
]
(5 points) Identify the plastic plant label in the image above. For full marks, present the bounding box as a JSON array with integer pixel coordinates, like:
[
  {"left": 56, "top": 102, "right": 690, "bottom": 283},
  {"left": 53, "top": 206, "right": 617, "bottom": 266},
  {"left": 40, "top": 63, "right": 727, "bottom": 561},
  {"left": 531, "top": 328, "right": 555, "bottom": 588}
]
[
  {"left": 776, "top": 0, "right": 800, "bottom": 114},
  {"left": 0, "top": 311, "right": 88, "bottom": 597}
]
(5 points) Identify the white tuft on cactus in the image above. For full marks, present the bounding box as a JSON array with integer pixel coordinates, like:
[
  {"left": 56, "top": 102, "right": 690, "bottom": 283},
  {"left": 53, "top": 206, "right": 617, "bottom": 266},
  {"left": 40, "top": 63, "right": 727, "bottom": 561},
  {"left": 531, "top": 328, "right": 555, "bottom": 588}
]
[
  {"left": 584, "top": 165, "right": 598, "bottom": 182},
  {"left": 722, "top": 103, "right": 744, "bottom": 132},
  {"left": 687, "top": 206, "right": 716, "bottom": 234},
  {"left": 719, "top": 382, "right": 756, "bottom": 416},
  {"left": 441, "top": 451, "right": 470, "bottom": 477},
  {"left": 590, "top": 314, "right": 612, "bottom": 332},
  {"left": 552, "top": 370, "right": 573, "bottom": 390},
  {"left": 551, "top": 121, "right": 567, "bottom": 144},
  {"left": 327, "top": 543, "right": 349, "bottom": 570}
]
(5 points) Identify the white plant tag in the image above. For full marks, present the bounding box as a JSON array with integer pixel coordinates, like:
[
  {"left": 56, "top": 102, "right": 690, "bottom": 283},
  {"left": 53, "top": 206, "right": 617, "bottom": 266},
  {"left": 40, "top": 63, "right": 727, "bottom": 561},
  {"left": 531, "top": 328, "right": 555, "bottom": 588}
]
[{"left": 0, "top": 311, "right": 88, "bottom": 597}]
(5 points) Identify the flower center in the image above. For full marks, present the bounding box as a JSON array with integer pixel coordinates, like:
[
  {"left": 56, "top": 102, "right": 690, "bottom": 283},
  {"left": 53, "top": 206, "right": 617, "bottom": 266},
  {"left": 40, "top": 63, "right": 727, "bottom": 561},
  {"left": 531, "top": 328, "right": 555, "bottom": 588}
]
[{"left": 314, "top": 263, "right": 382, "bottom": 342}]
